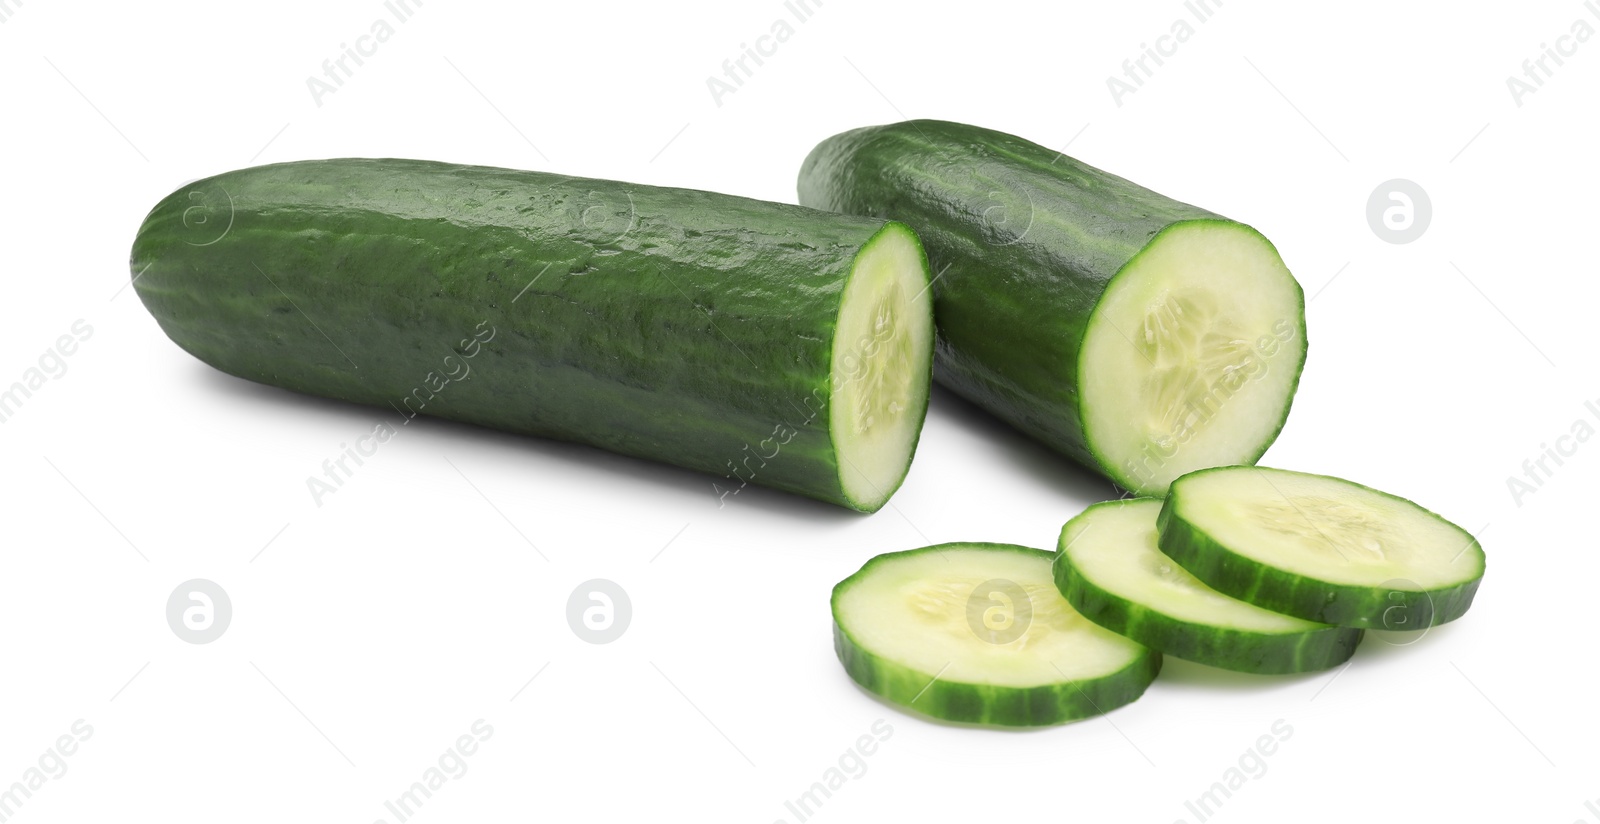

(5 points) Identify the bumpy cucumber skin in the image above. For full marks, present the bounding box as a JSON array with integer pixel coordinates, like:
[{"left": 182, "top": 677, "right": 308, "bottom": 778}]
[
  {"left": 131, "top": 159, "right": 932, "bottom": 512},
  {"left": 1054, "top": 502, "right": 1362, "bottom": 674},
  {"left": 1156, "top": 468, "right": 1486, "bottom": 629},
  {"left": 830, "top": 543, "right": 1161, "bottom": 727},
  {"left": 798, "top": 120, "right": 1306, "bottom": 494}
]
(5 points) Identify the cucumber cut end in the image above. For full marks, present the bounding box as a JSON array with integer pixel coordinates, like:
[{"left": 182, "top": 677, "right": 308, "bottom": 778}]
[
  {"left": 830, "top": 222, "right": 935, "bottom": 512},
  {"left": 1081, "top": 221, "right": 1306, "bottom": 496}
]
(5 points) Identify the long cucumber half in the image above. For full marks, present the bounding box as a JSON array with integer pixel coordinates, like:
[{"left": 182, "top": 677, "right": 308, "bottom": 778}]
[
  {"left": 131, "top": 159, "right": 935, "bottom": 512},
  {"left": 799, "top": 120, "right": 1307, "bottom": 496},
  {"left": 1055, "top": 499, "right": 1362, "bottom": 673},
  {"left": 1158, "top": 467, "right": 1487, "bottom": 628},
  {"left": 831, "top": 542, "right": 1160, "bottom": 727}
]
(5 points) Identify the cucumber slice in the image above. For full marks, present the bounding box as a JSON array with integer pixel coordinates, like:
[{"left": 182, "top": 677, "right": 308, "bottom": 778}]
[
  {"left": 1158, "top": 466, "right": 1487, "bottom": 628},
  {"left": 1054, "top": 499, "right": 1362, "bottom": 674},
  {"left": 831, "top": 542, "right": 1160, "bottom": 727}
]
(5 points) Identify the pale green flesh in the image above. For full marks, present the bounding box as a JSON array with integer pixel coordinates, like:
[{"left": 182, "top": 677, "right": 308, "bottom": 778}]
[
  {"left": 1082, "top": 222, "right": 1305, "bottom": 495},
  {"left": 1174, "top": 467, "right": 1485, "bottom": 590},
  {"left": 831, "top": 225, "right": 934, "bottom": 510},
  {"left": 834, "top": 545, "right": 1147, "bottom": 688},
  {"left": 1063, "top": 499, "right": 1322, "bottom": 633}
]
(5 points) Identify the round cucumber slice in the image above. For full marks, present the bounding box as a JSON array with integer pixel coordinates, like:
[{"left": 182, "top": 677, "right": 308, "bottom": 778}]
[
  {"left": 1158, "top": 466, "right": 1487, "bottom": 628},
  {"left": 1055, "top": 499, "right": 1362, "bottom": 674},
  {"left": 830, "top": 222, "right": 935, "bottom": 511},
  {"left": 1081, "top": 221, "right": 1306, "bottom": 495},
  {"left": 831, "top": 542, "right": 1160, "bottom": 727}
]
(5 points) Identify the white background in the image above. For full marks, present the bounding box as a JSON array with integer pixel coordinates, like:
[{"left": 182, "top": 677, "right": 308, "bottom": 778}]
[{"left": 2, "top": 0, "right": 1596, "bottom": 821}]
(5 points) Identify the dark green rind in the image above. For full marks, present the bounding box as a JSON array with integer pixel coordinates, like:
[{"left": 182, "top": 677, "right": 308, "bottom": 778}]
[
  {"left": 131, "top": 159, "right": 933, "bottom": 512},
  {"left": 1157, "top": 467, "right": 1487, "bottom": 629},
  {"left": 797, "top": 120, "right": 1306, "bottom": 493},
  {"left": 830, "top": 543, "right": 1161, "bottom": 727},
  {"left": 1053, "top": 502, "right": 1361, "bottom": 674}
]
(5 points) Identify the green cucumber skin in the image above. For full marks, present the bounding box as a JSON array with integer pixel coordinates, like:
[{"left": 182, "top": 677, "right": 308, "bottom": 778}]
[
  {"left": 1052, "top": 542, "right": 1362, "bottom": 675},
  {"left": 831, "top": 543, "right": 1161, "bottom": 727},
  {"left": 131, "top": 159, "right": 931, "bottom": 511},
  {"left": 1156, "top": 470, "right": 1486, "bottom": 629},
  {"left": 798, "top": 120, "right": 1301, "bottom": 488}
]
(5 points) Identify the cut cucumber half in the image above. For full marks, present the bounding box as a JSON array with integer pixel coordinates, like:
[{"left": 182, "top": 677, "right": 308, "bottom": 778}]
[
  {"left": 1082, "top": 222, "right": 1305, "bottom": 494},
  {"left": 1055, "top": 499, "right": 1362, "bottom": 673},
  {"left": 130, "top": 160, "right": 937, "bottom": 513},
  {"left": 1158, "top": 466, "right": 1486, "bottom": 628},
  {"left": 831, "top": 542, "right": 1160, "bottom": 727},
  {"left": 798, "top": 120, "right": 1308, "bottom": 496},
  {"left": 831, "top": 224, "right": 936, "bottom": 511}
]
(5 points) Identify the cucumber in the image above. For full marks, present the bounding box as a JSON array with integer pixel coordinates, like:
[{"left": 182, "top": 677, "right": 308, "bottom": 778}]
[
  {"left": 831, "top": 542, "right": 1160, "bottom": 727},
  {"left": 1054, "top": 499, "right": 1362, "bottom": 674},
  {"left": 798, "top": 120, "right": 1307, "bottom": 496},
  {"left": 130, "top": 159, "right": 935, "bottom": 512},
  {"left": 1158, "top": 466, "right": 1487, "bottom": 628}
]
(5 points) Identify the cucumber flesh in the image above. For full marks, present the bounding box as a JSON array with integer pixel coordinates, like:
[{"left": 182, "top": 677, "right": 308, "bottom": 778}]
[
  {"left": 831, "top": 226, "right": 935, "bottom": 510},
  {"left": 831, "top": 542, "right": 1160, "bottom": 727},
  {"left": 1085, "top": 222, "right": 1305, "bottom": 494},
  {"left": 1055, "top": 499, "right": 1362, "bottom": 673},
  {"left": 1158, "top": 466, "right": 1486, "bottom": 628}
]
